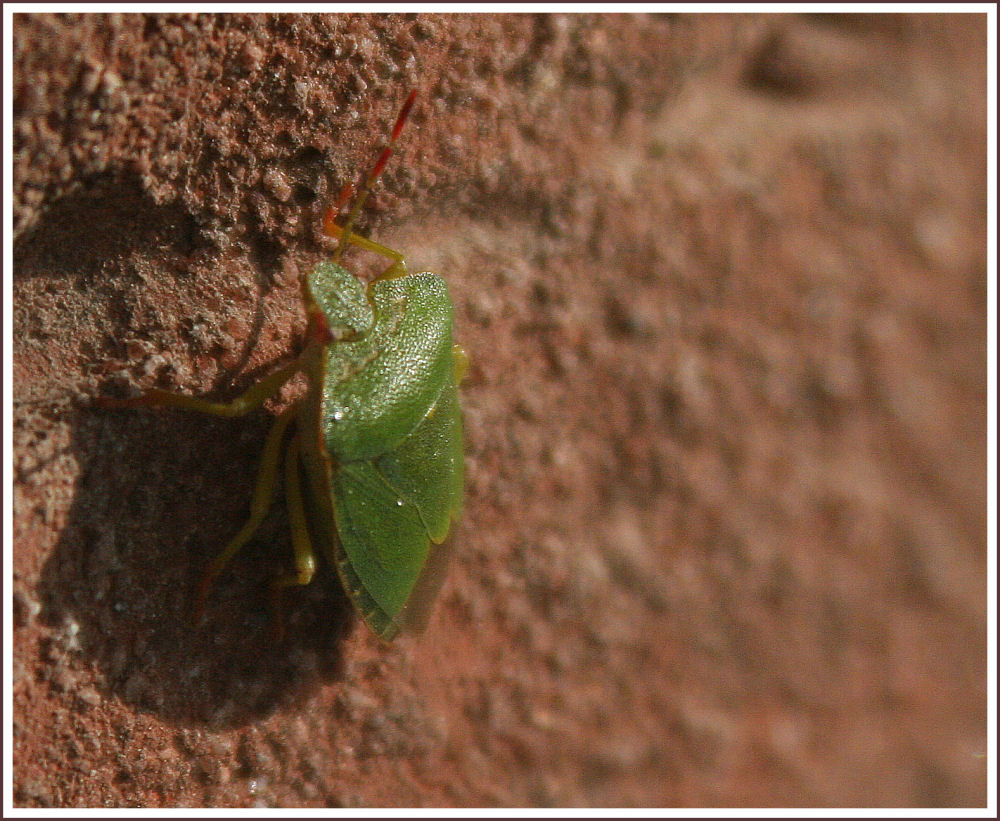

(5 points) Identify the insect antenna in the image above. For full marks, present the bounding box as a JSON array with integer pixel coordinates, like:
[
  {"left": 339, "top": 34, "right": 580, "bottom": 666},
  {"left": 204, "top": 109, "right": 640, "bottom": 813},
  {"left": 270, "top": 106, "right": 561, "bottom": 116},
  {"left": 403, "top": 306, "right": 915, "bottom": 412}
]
[{"left": 326, "top": 89, "right": 418, "bottom": 264}]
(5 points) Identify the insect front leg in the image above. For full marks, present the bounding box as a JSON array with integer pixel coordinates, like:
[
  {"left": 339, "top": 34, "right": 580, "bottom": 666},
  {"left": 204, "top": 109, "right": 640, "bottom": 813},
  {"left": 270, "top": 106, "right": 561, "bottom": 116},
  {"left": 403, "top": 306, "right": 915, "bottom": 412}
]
[
  {"left": 323, "top": 221, "right": 409, "bottom": 283},
  {"left": 192, "top": 402, "right": 297, "bottom": 623},
  {"left": 97, "top": 359, "right": 301, "bottom": 417},
  {"left": 268, "top": 431, "right": 319, "bottom": 640}
]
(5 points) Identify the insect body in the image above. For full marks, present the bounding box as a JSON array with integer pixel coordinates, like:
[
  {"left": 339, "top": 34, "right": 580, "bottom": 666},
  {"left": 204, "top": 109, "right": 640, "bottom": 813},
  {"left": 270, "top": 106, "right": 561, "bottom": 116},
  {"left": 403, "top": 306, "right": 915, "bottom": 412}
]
[{"left": 99, "top": 92, "right": 464, "bottom": 641}]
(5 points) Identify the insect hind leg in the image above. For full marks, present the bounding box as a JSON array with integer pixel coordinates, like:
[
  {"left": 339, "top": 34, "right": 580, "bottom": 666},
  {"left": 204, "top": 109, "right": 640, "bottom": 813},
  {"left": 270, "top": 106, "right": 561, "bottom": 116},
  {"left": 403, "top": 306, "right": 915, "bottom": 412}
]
[
  {"left": 268, "top": 432, "right": 319, "bottom": 640},
  {"left": 192, "top": 402, "right": 297, "bottom": 624}
]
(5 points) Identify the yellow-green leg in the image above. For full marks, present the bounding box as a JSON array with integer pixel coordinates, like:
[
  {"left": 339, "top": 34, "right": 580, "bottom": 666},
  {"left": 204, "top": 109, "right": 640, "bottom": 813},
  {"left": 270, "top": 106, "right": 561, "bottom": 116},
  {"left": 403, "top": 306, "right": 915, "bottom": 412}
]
[
  {"left": 324, "top": 221, "right": 409, "bottom": 283},
  {"left": 452, "top": 345, "right": 469, "bottom": 383},
  {"left": 96, "top": 359, "right": 301, "bottom": 417},
  {"left": 268, "top": 432, "right": 319, "bottom": 639},
  {"left": 96, "top": 355, "right": 306, "bottom": 623},
  {"left": 193, "top": 402, "right": 297, "bottom": 622}
]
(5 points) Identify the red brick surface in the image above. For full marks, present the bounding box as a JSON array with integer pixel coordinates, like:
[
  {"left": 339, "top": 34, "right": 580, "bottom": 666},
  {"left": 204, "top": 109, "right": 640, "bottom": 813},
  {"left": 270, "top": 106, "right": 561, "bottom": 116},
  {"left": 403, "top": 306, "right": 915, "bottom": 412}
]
[{"left": 12, "top": 13, "right": 988, "bottom": 807}]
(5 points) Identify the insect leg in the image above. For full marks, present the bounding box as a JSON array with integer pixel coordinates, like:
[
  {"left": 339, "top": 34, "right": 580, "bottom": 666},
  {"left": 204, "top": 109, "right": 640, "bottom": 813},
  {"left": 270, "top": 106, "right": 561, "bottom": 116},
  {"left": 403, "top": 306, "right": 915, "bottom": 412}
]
[
  {"left": 192, "top": 401, "right": 297, "bottom": 623},
  {"left": 323, "top": 220, "right": 409, "bottom": 283},
  {"left": 268, "top": 431, "right": 319, "bottom": 639},
  {"left": 452, "top": 345, "right": 470, "bottom": 383},
  {"left": 97, "top": 359, "right": 301, "bottom": 417}
]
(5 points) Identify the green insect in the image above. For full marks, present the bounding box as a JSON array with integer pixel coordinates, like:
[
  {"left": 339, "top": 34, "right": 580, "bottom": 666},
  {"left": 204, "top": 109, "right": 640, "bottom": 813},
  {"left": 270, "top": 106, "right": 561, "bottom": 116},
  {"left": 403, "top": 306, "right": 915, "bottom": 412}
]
[{"left": 99, "top": 91, "right": 465, "bottom": 641}]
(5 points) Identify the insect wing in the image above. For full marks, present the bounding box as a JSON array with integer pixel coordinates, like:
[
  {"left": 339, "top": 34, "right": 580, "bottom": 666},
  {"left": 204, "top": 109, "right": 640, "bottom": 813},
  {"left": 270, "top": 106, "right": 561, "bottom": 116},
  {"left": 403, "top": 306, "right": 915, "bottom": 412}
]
[
  {"left": 375, "top": 375, "right": 463, "bottom": 543},
  {"left": 330, "top": 460, "right": 431, "bottom": 627}
]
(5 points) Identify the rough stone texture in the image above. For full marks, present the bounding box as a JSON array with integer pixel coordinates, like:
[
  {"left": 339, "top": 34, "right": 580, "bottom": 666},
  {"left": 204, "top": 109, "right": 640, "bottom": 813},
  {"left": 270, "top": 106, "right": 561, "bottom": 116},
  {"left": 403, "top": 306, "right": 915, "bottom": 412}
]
[{"left": 12, "top": 12, "right": 988, "bottom": 808}]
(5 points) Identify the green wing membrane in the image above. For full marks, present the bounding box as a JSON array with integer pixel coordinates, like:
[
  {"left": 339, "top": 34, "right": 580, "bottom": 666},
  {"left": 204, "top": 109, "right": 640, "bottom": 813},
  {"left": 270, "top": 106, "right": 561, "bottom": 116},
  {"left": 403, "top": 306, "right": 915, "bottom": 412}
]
[
  {"left": 330, "top": 461, "right": 430, "bottom": 620},
  {"left": 329, "top": 374, "right": 463, "bottom": 637},
  {"left": 375, "top": 377, "right": 463, "bottom": 543}
]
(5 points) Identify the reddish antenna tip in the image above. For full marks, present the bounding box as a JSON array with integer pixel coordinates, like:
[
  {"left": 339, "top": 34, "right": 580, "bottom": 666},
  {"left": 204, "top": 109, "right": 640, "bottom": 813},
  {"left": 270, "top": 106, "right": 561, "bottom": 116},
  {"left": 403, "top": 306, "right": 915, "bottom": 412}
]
[
  {"left": 392, "top": 89, "right": 418, "bottom": 141},
  {"left": 368, "top": 146, "right": 394, "bottom": 186}
]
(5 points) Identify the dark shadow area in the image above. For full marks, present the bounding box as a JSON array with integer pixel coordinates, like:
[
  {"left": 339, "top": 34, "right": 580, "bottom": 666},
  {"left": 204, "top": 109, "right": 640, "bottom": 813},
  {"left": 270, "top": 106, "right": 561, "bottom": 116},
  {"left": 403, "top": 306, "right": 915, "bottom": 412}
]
[
  {"left": 20, "top": 173, "right": 354, "bottom": 727},
  {"left": 13, "top": 172, "right": 202, "bottom": 284},
  {"left": 38, "top": 402, "right": 355, "bottom": 727}
]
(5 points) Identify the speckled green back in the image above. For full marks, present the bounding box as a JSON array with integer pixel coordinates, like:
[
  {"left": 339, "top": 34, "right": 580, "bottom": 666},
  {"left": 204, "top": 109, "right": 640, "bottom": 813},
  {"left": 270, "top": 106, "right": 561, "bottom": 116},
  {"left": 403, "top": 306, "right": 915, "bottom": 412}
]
[{"left": 303, "top": 266, "right": 463, "bottom": 638}]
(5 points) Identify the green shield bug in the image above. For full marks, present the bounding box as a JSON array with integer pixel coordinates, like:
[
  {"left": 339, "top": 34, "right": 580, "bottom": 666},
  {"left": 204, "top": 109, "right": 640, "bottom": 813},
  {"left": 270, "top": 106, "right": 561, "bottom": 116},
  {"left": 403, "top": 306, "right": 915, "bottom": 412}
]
[{"left": 99, "top": 91, "right": 465, "bottom": 641}]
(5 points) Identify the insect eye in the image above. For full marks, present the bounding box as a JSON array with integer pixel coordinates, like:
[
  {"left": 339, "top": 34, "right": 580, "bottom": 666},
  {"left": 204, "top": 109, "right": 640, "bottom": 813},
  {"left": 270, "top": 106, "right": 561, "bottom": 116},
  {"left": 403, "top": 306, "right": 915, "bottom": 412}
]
[{"left": 309, "top": 311, "right": 335, "bottom": 345}]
